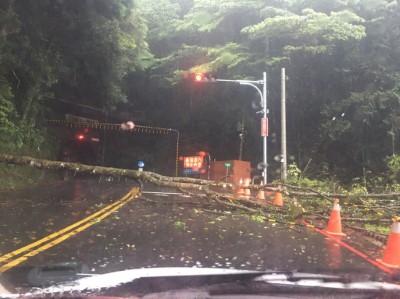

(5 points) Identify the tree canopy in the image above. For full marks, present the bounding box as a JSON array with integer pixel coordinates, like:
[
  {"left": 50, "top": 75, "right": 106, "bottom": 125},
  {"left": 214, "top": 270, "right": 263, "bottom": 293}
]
[{"left": 1, "top": 0, "right": 400, "bottom": 187}]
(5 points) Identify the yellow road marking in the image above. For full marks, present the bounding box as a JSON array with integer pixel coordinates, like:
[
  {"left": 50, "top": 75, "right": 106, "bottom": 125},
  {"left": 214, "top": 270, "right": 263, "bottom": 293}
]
[
  {"left": 0, "top": 188, "right": 134, "bottom": 264},
  {"left": 0, "top": 187, "right": 139, "bottom": 271}
]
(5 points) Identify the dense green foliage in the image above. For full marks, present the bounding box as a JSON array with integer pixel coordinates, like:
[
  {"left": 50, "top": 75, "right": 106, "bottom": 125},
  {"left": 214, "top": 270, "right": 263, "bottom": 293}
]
[
  {"left": 0, "top": 0, "right": 148, "bottom": 155},
  {"left": 139, "top": 0, "right": 400, "bottom": 186},
  {"left": 1, "top": 0, "right": 399, "bottom": 187}
]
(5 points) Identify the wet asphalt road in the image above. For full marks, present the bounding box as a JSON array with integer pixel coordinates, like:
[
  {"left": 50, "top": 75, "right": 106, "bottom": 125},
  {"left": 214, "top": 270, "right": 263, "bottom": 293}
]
[{"left": 0, "top": 179, "right": 394, "bottom": 292}]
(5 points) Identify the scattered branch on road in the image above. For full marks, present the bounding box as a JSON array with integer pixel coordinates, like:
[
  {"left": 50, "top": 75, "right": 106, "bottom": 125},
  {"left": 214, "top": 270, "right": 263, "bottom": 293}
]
[
  {"left": 343, "top": 224, "right": 388, "bottom": 244},
  {"left": 1, "top": 153, "right": 398, "bottom": 243},
  {"left": 273, "top": 183, "right": 333, "bottom": 202}
]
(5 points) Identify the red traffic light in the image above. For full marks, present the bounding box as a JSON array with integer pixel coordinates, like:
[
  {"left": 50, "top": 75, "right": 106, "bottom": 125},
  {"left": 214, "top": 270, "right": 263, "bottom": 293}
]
[
  {"left": 195, "top": 73, "right": 203, "bottom": 81},
  {"left": 76, "top": 133, "right": 85, "bottom": 141}
]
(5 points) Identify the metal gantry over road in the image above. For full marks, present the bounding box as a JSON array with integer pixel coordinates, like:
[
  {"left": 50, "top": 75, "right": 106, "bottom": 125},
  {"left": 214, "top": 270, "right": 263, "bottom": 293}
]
[
  {"left": 195, "top": 72, "right": 269, "bottom": 184},
  {"left": 48, "top": 120, "right": 180, "bottom": 177}
]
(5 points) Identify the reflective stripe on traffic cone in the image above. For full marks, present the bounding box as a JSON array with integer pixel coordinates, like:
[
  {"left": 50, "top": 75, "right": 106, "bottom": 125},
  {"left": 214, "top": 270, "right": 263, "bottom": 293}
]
[
  {"left": 243, "top": 178, "right": 251, "bottom": 198},
  {"left": 256, "top": 181, "right": 265, "bottom": 200},
  {"left": 325, "top": 198, "right": 345, "bottom": 236},
  {"left": 273, "top": 192, "right": 283, "bottom": 206},
  {"left": 236, "top": 178, "right": 245, "bottom": 196},
  {"left": 377, "top": 218, "right": 400, "bottom": 268}
]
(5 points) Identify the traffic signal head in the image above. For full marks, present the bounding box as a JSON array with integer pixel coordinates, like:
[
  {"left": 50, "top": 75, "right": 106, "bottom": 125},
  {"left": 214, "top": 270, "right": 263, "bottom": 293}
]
[{"left": 193, "top": 72, "right": 216, "bottom": 83}]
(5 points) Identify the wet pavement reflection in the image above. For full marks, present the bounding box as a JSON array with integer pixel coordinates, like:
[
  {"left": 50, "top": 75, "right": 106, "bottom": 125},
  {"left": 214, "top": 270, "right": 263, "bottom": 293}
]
[
  {"left": 0, "top": 180, "right": 393, "bottom": 293},
  {"left": 0, "top": 179, "right": 135, "bottom": 255}
]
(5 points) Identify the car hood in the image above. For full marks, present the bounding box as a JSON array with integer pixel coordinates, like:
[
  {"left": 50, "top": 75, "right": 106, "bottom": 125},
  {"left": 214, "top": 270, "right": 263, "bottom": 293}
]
[{"left": 3, "top": 267, "right": 400, "bottom": 298}]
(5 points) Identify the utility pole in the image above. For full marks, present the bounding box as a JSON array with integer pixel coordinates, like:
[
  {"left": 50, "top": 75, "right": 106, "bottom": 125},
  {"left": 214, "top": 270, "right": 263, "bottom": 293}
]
[
  {"left": 281, "top": 68, "right": 287, "bottom": 180},
  {"left": 263, "top": 71, "right": 268, "bottom": 185}
]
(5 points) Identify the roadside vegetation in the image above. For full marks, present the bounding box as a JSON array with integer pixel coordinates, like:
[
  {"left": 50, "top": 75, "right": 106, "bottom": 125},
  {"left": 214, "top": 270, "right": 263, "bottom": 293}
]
[{"left": 0, "top": 0, "right": 400, "bottom": 204}]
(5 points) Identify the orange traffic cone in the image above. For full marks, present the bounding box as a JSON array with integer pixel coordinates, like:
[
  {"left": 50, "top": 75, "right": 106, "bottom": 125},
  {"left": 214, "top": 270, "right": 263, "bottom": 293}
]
[
  {"left": 256, "top": 181, "right": 265, "bottom": 200},
  {"left": 273, "top": 192, "right": 283, "bottom": 206},
  {"left": 236, "top": 178, "right": 245, "bottom": 196},
  {"left": 377, "top": 217, "right": 400, "bottom": 268},
  {"left": 325, "top": 198, "right": 345, "bottom": 236},
  {"left": 243, "top": 178, "right": 251, "bottom": 198}
]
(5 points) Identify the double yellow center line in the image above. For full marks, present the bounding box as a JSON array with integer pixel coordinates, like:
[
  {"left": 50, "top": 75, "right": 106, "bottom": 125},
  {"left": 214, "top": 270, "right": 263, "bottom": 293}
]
[{"left": 0, "top": 187, "right": 140, "bottom": 273}]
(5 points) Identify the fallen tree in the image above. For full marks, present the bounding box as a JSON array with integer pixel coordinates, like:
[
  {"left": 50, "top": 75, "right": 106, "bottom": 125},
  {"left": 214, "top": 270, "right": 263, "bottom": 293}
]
[{"left": 1, "top": 153, "right": 398, "bottom": 242}]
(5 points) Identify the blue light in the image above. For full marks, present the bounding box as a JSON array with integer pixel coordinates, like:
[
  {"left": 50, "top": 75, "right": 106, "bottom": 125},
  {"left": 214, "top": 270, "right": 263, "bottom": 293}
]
[{"left": 137, "top": 160, "right": 145, "bottom": 168}]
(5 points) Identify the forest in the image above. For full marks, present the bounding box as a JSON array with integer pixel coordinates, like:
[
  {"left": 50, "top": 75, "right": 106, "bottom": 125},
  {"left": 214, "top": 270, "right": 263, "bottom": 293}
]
[{"left": 1, "top": 0, "right": 400, "bottom": 191}]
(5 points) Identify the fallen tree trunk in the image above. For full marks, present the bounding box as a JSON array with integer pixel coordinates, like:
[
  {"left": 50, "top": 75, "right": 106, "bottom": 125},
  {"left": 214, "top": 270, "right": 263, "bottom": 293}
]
[
  {"left": 0, "top": 153, "right": 397, "bottom": 243},
  {"left": 0, "top": 153, "right": 231, "bottom": 190},
  {"left": 3, "top": 153, "right": 399, "bottom": 200},
  {"left": 0, "top": 153, "right": 285, "bottom": 217}
]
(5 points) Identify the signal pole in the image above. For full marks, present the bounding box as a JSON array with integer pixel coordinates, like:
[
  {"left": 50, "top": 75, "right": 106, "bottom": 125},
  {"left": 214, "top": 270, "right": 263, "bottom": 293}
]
[{"left": 196, "top": 72, "right": 268, "bottom": 184}]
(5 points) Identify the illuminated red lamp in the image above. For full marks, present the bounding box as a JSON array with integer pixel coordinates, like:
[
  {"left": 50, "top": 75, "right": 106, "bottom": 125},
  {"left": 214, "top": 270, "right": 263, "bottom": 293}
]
[
  {"left": 195, "top": 73, "right": 203, "bottom": 82},
  {"left": 76, "top": 133, "right": 85, "bottom": 141}
]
